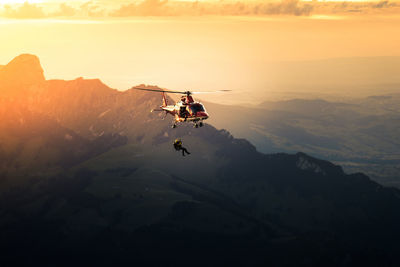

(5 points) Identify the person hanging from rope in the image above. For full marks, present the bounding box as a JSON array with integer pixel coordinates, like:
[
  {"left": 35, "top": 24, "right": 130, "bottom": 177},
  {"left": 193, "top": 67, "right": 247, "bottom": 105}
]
[{"left": 173, "top": 138, "right": 191, "bottom": 156}]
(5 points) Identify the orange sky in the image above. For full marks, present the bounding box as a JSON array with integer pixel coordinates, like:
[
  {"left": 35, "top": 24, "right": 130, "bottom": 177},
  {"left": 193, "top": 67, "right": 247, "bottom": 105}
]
[{"left": 1, "top": 1, "right": 400, "bottom": 103}]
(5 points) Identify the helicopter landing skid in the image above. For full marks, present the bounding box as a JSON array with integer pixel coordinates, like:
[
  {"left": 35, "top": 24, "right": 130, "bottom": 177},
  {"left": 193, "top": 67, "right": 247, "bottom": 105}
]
[{"left": 193, "top": 122, "right": 204, "bottom": 128}]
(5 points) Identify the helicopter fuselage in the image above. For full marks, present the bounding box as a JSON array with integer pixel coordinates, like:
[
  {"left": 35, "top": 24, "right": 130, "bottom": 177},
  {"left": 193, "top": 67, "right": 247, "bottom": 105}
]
[
  {"left": 136, "top": 87, "right": 218, "bottom": 128},
  {"left": 155, "top": 93, "right": 209, "bottom": 127},
  {"left": 162, "top": 100, "right": 209, "bottom": 123}
]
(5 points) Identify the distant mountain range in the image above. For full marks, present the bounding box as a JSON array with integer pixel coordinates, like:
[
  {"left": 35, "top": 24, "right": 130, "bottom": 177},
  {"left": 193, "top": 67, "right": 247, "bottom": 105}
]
[
  {"left": 205, "top": 96, "right": 400, "bottom": 187},
  {"left": 1, "top": 54, "right": 400, "bottom": 266}
]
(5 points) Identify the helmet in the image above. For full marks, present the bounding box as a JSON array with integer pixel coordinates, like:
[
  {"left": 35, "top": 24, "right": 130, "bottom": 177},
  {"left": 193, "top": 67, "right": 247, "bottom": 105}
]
[{"left": 174, "top": 138, "right": 182, "bottom": 145}]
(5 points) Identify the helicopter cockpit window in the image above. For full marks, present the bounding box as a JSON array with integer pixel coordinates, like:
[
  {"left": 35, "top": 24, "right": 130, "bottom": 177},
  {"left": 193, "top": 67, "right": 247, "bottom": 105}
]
[{"left": 190, "top": 104, "right": 205, "bottom": 113}]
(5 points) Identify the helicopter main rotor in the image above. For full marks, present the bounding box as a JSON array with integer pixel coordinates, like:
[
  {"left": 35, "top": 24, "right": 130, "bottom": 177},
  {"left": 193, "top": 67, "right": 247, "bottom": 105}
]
[{"left": 133, "top": 87, "right": 231, "bottom": 96}]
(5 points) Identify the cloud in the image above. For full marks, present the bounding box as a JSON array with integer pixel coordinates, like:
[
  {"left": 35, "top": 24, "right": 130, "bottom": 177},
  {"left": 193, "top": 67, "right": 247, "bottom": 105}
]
[
  {"left": 1, "top": 0, "right": 400, "bottom": 19},
  {"left": 109, "top": 0, "right": 400, "bottom": 17},
  {"left": 372, "top": 0, "right": 396, "bottom": 8},
  {"left": 111, "top": 0, "right": 170, "bottom": 16},
  {"left": 2, "top": 2, "right": 45, "bottom": 19},
  {"left": 313, "top": 0, "right": 400, "bottom": 15},
  {"left": 0, "top": 1, "right": 107, "bottom": 19},
  {"left": 110, "top": 0, "right": 314, "bottom": 17},
  {"left": 79, "top": 1, "right": 106, "bottom": 17},
  {"left": 51, "top": 3, "right": 77, "bottom": 17},
  {"left": 242, "top": 0, "right": 314, "bottom": 16}
]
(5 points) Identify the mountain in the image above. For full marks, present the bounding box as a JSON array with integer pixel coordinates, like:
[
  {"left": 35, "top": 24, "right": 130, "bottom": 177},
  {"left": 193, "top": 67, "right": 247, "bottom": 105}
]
[
  {"left": 3, "top": 122, "right": 400, "bottom": 266},
  {"left": 2, "top": 54, "right": 400, "bottom": 266},
  {"left": 31, "top": 79, "right": 171, "bottom": 142},
  {"left": 204, "top": 97, "right": 400, "bottom": 187},
  {"left": 0, "top": 101, "right": 127, "bottom": 185},
  {"left": 0, "top": 54, "right": 45, "bottom": 97}
]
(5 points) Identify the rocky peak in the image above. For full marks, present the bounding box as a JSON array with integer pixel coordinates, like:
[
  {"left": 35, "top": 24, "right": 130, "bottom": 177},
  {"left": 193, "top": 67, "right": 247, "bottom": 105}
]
[
  {"left": 0, "top": 54, "right": 45, "bottom": 97},
  {"left": 295, "top": 152, "right": 344, "bottom": 176}
]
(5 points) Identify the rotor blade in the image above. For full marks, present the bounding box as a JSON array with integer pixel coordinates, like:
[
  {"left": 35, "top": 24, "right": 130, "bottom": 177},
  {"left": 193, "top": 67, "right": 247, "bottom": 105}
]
[
  {"left": 133, "top": 87, "right": 186, "bottom": 94},
  {"left": 133, "top": 87, "right": 232, "bottom": 95},
  {"left": 190, "top": 90, "right": 232, "bottom": 94}
]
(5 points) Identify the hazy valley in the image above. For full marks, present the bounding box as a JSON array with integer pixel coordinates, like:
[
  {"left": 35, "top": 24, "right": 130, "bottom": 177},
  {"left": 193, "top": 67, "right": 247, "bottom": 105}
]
[{"left": 205, "top": 95, "right": 400, "bottom": 188}]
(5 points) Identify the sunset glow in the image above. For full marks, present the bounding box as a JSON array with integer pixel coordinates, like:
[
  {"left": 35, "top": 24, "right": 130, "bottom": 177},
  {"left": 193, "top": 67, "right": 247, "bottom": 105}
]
[{"left": 1, "top": 0, "right": 400, "bottom": 103}]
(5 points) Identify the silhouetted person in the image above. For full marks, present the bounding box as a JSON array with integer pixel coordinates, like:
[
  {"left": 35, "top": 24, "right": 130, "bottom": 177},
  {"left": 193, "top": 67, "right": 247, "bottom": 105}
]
[
  {"left": 173, "top": 138, "right": 191, "bottom": 156},
  {"left": 180, "top": 105, "right": 189, "bottom": 121}
]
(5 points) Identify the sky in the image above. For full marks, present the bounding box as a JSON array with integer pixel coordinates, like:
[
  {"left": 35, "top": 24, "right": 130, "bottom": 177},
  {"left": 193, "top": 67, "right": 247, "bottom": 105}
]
[
  {"left": 1, "top": 0, "right": 400, "bottom": 103},
  {"left": 1, "top": 0, "right": 400, "bottom": 18}
]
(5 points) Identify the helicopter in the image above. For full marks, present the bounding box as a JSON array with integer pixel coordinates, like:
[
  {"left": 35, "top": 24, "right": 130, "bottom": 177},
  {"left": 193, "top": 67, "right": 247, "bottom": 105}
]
[{"left": 133, "top": 87, "right": 230, "bottom": 128}]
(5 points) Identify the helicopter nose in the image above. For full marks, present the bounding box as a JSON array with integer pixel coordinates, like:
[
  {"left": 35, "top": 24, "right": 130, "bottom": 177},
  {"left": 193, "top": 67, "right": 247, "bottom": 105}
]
[{"left": 197, "top": 111, "right": 209, "bottom": 119}]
